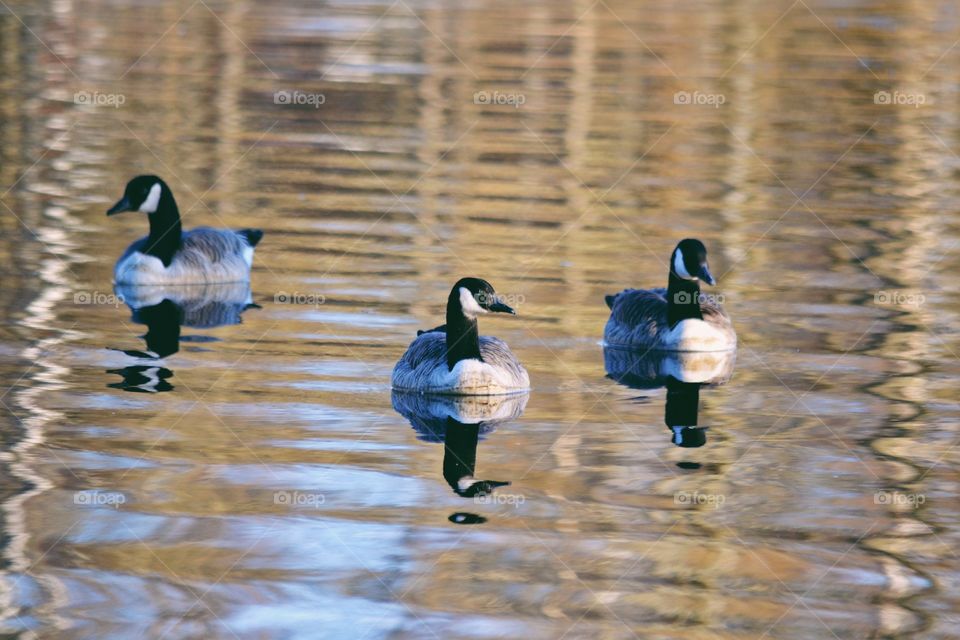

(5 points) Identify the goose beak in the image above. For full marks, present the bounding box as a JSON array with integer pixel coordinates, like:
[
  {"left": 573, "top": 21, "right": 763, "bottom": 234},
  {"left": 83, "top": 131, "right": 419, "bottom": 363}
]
[
  {"left": 697, "top": 264, "right": 716, "bottom": 286},
  {"left": 107, "top": 196, "right": 132, "bottom": 216},
  {"left": 489, "top": 300, "right": 516, "bottom": 315}
]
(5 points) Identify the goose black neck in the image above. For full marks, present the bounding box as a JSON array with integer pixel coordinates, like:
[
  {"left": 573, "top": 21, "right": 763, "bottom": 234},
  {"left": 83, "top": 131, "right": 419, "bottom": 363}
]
[
  {"left": 666, "top": 272, "right": 703, "bottom": 328},
  {"left": 445, "top": 292, "right": 483, "bottom": 371},
  {"left": 144, "top": 189, "right": 182, "bottom": 267}
]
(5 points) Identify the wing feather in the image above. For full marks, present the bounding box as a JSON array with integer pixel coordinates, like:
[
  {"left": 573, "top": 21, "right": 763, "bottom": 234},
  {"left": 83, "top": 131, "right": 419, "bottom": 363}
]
[{"left": 603, "top": 288, "right": 668, "bottom": 348}]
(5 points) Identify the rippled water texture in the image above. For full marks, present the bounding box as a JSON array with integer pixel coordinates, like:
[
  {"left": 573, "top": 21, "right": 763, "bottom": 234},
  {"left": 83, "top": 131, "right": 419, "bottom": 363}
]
[{"left": 1, "top": 0, "right": 959, "bottom": 638}]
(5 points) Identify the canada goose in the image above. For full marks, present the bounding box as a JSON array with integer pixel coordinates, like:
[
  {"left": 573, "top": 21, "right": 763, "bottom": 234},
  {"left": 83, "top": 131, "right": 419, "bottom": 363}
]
[
  {"left": 391, "top": 278, "right": 530, "bottom": 395},
  {"left": 604, "top": 239, "right": 736, "bottom": 351},
  {"left": 107, "top": 175, "right": 263, "bottom": 285}
]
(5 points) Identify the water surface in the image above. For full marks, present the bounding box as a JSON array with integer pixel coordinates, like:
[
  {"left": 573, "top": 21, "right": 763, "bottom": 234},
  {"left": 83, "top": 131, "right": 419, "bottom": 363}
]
[{"left": 0, "top": 0, "right": 958, "bottom": 637}]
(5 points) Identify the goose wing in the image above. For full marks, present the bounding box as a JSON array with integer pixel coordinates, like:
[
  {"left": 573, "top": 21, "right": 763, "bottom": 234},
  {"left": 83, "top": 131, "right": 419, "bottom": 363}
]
[
  {"left": 395, "top": 331, "right": 525, "bottom": 377},
  {"left": 699, "top": 295, "right": 731, "bottom": 324},
  {"left": 607, "top": 287, "right": 731, "bottom": 326},
  {"left": 397, "top": 329, "right": 447, "bottom": 371},
  {"left": 603, "top": 287, "right": 669, "bottom": 348},
  {"left": 179, "top": 228, "right": 251, "bottom": 265},
  {"left": 606, "top": 287, "right": 668, "bottom": 330},
  {"left": 477, "top": 336, "right": 527, "bottom": 380}
]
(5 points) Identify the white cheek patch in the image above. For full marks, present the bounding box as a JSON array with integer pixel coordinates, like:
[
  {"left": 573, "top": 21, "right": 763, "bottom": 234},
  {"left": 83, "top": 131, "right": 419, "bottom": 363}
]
[
  {"left": 673, "top": 249, "right": 694, "bottom": 280},
  {"left": 139, "top": 183, "right": 162, "bottom": 214},
  {"left": 459, "top": 287, "right": 487, "bottom": 318}
]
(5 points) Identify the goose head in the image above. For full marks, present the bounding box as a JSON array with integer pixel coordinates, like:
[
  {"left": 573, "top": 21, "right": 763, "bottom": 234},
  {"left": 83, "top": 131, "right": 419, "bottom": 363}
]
[
  {"left": 449, "top": 277, "right": 516, "bottom": 320},
  {"left": 670, "top": 238, "right": 715, "bottom": 286},
  {"left": 107, "top": 175, "right": 171, "bottom": 216}
]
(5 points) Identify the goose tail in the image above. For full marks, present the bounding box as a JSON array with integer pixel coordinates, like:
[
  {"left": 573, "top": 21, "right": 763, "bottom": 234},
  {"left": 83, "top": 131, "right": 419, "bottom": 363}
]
[
  {"left": 240, "top": 229, "right": 264, "bottom": 247},
  {"left": 417, "top": 324, "right": 446, "bottom": 337}
]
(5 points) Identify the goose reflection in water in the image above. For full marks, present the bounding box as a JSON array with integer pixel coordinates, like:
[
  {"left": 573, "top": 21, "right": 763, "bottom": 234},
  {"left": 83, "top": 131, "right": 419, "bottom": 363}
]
[
  {"left": 604, "top": 348, "right": 735, "bottom": 449},
  {"left": 107, "top": 282, "right": 258, "bottom": 392},
  {"left": 391, "top": 392, "right": 528, "bottom": 525}
]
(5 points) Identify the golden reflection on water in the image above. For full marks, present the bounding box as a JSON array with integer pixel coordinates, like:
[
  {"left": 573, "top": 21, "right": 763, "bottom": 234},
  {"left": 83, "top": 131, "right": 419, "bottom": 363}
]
[{"left": 0, "top": 0, "right": 959, "bottom": 637}]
